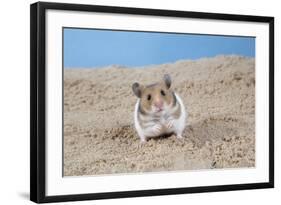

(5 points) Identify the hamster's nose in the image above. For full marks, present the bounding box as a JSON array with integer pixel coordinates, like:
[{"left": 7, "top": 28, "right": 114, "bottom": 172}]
[{"left": 154, "top": 101, "right": 163, "bottom": 109}]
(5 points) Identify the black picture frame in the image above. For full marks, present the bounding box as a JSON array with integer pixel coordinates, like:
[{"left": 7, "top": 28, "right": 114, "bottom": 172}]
[{"left": 30, "top": 1, "right": 274, "bottom": 203}]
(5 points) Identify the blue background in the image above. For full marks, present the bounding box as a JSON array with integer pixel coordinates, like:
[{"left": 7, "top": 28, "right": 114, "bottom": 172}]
[{"left": 64, "top": 28, "right": 255, "bottom": 68}]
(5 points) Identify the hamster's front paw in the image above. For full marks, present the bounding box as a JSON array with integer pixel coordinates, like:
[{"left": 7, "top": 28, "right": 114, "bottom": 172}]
[
  {"left": 166, "top": 119, "right": 174, "bottom": 129},
  {"left": 152, "top": 124, "right": 162, "bottom": 136}
]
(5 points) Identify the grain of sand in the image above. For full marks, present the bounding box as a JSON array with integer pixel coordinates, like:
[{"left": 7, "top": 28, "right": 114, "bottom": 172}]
[{"left": 63, "top": 55, "right": 255, "bottom": 176}]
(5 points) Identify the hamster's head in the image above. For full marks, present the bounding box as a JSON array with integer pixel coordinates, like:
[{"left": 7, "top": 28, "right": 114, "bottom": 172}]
[{"left": 132, "top": 74, "right": 175, "bottom": 114}]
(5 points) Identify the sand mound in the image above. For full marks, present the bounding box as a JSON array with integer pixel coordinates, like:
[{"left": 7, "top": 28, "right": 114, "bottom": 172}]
[{"left": 63, "top": 55, "right": 255, "bottom": 176}]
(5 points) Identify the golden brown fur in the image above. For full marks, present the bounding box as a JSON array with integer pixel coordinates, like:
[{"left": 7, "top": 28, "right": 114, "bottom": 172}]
[{"left": 139, "top": 82, "right": 175, "bottom": 113}]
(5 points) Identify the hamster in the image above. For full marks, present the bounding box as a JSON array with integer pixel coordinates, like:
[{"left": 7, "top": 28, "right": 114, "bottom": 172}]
[{"left": 132, "top": 74, "right": 186, "bottom": 142}]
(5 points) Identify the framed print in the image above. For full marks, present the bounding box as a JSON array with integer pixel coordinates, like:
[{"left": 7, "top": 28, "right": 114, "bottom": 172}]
[{"left": 30, "top": 1, "right": 274, "bottom": 203}]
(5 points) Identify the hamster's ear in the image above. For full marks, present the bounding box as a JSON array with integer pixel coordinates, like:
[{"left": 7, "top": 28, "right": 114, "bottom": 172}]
[
  {"left": 163, "top": 74, "right": 172, "bottom": 89},
  {"left": 132, "top": 82, "right": 143, "bottom": 98}
]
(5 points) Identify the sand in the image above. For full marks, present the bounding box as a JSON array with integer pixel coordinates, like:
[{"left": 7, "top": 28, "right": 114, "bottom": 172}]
[{"left": 63, "top": 55, "right": 255, "bottom": 176}]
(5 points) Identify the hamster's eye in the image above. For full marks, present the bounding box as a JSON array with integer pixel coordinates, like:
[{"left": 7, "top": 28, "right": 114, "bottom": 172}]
[
  {"left": 161, "top": 90, "right": 166, "bottom": 96},
  {"left": 147, "top": 94, "right": 151, "bottom": 101}
]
